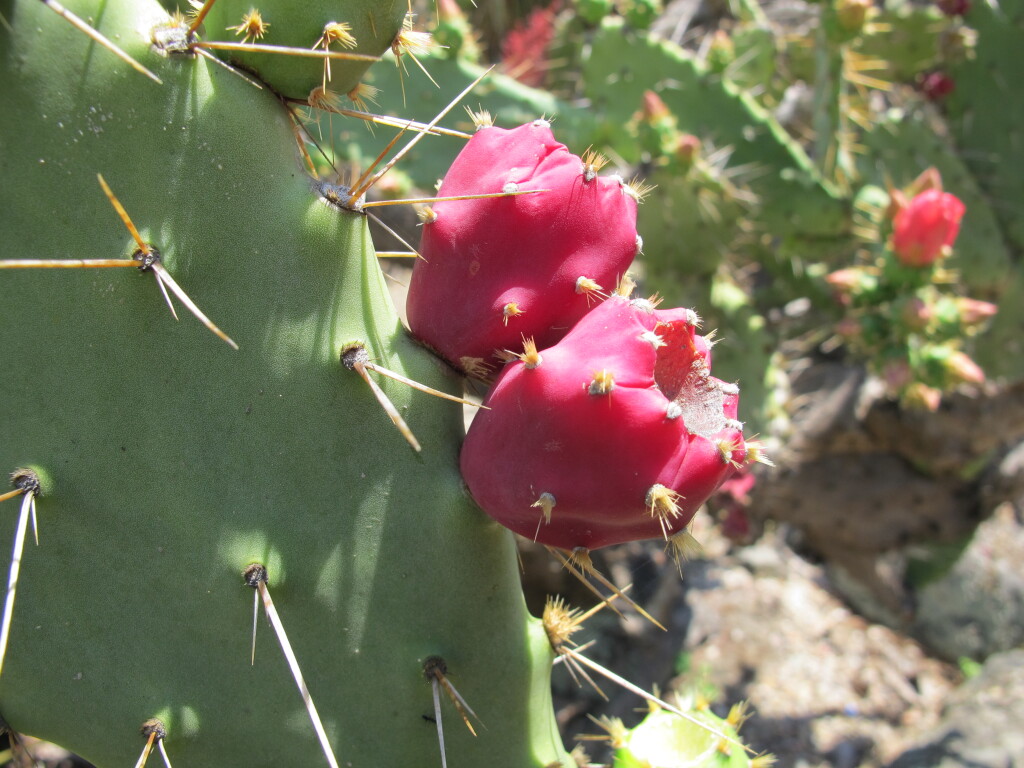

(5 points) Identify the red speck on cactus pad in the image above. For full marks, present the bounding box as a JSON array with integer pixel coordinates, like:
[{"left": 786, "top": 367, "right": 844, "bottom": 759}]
[
  {"left": 407, "top": 121, "right": 639, "bottom": 378},
  {"left": 919, "top": 71, "right": 956, "bottom": 102},
  {"left": 936, "top": 0, "right": 970, "bottom": 16},
  {"left": 892, "top": 188, "right": 965, "bottom": 266},
  {"left": 460, "top": 296, "right": 748, "bottom": 550}
]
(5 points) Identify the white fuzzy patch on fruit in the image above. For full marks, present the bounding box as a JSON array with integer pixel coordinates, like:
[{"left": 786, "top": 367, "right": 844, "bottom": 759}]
[
  {"left": 673, "top": 361, "right": 733, "bottom": 438},
  {"left": 657, "top": 349, "right": 736, "bottom": 438},
  {"left": 640, "top": 331, "right": 666, "bottom": 348}
]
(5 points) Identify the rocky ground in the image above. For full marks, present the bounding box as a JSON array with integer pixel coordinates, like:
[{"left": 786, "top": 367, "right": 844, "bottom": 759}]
[{"left": 520, "top": 494, "right": 1024, "bottom": 768}]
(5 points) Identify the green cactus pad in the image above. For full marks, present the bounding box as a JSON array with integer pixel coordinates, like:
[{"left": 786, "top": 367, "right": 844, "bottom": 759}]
[
  {"left": 613, "top": 706, "right": 757, "bottom": 768},
  {"left": 0, "top": 1, "right": 569, "bottom": 766},
  {"left": 195, "top": 0, "right": 407, "bottom": 99},
  {"left": 946, "top": 0, "right": 1024, "bottom": 257},
  {"left": 578, "top": 18, "right": 848, "bottom": 238}
]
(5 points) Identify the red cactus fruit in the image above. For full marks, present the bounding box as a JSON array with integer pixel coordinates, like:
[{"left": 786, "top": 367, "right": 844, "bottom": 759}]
[
  {"left": 460, "top": 296, "right": 751, "bottom": 551},
  {"left": 891, "top": 188, "right": 965, "bottom": 267},
  {"left": 407, "top": 120, "right": 640, "bottom": 378}
]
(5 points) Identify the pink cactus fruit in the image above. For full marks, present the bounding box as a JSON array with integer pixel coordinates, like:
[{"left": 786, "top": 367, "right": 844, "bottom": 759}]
[
  {"left": 891, "top": 188, "right": 965, "bottom": 267},
  {"left": 459, "top": 296, "right": 750, "bottom": 551},
  {"left": 407, "top": 120, "right": 640, "bottom": 378}
]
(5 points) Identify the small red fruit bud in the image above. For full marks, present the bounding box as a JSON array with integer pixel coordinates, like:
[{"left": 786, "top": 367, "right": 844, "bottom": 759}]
[
  {"left": 639, "top": 90, "right": 672, "bottom": 123},
  {"left": 945, "top": 350, "right": 985, "bottom": 385},
  {"left": 902, "top": 382, "right": 942, "bottom": 411},
  {"left": 825, "top": 267, "right": 876, "bottom": 304},
  {"left": 936, "top": 0, "right": 970, "bottom": 16},
  {"left": 919, "top": 71, "right": 956, "bottom": 101},
  {"left": 438, "top": 0, "right": 462, "bottom": 19},
  {"left": 955, "top": 297, "right": 998, "bottom": 327},
  {"left": 825, "top": 268, "right": 860, "bottom": 292},
  {"left": 901, "top": 296, "right": 933, "bottom": 330},
  {"left": 891, "top": 188, "right": 965, "bottom": 266},
  {"left": 707, "top": 30, "right": 735, "bottom": 71},
  {"left": 676, "top": 134, "right": 701, "bottom": 164}
]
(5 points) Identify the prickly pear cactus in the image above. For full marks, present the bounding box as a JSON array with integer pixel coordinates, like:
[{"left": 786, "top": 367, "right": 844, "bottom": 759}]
[
  {"left": 606, "top": 699, "right": 766, "bottom": 768},
  {"left": 0, "top": 1, "right": 570, "bottom": 766}
]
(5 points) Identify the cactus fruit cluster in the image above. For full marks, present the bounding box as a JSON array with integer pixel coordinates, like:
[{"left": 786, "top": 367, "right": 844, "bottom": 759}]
[
  {"left": 824, "top": 170, "right": 993, "bottom": 409},
  {"left": 403, "top": 112, "right": 761, "bottom": 558}
]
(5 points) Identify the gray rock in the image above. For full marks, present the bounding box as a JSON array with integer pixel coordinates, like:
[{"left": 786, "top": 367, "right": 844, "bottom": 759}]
[
  {"left": 887, "top": 649, "right": 1024, "bottom": 768},
  {"left": 672, "top": 528, "right": 959, "bottom": 768},
  {"left": 912, "top": 504, "right": 1024, "bottom": 661}
]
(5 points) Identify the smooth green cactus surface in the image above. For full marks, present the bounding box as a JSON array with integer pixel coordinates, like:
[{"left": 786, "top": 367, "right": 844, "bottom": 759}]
[
  {"left": 947, "top": 0, "right": 1024, "bottom": 256},
  {"left": 192, "top": 0, "right": 406, "bottom": 98},
  {"left": 613, "top": 709, "right": 750, "bottom": 768},
  {"left": 0, "top": 1, "right": 569, "bottom": 766}
]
